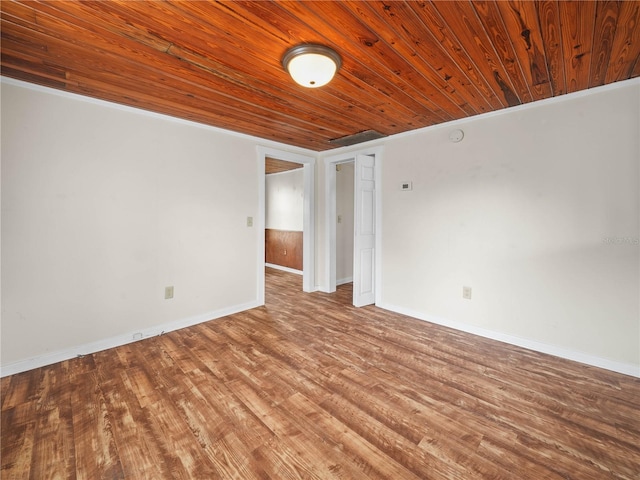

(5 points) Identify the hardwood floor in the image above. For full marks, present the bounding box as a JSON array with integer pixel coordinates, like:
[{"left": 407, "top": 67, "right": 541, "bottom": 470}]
[{"left": 2, "top": 268, "right": 639, "bottom": 479}]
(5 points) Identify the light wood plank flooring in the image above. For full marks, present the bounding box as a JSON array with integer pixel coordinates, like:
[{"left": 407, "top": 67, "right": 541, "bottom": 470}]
[{"left": 2, "top": 268, "right": 639, "bottom": 479}]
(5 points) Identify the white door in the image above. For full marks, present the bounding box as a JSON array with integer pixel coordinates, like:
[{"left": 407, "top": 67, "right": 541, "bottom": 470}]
[{"left": 353, "top": 154, "right": 375, "bottom": 307}]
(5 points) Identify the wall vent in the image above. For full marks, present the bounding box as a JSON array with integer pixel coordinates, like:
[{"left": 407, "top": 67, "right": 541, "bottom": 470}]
[{"left": 329, "top": 130, "right": 386, "bottom": 147}]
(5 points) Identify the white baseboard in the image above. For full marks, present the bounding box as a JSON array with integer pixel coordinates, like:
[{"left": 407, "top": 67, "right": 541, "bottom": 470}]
[
  {"left": 265, "top": 263, "right": 303, "bottom": 275},
  {"left": 8, "top": 298, "right": 635, "bottom": 379},
  {"left": 376, "top": 302, "right": 640, "bottom": 378},
  {"left": 0, "top": 300, "right": 261, "bottom": 377},
  {"left": 337, "top": 276, "right": 353, "bottom": 286}
]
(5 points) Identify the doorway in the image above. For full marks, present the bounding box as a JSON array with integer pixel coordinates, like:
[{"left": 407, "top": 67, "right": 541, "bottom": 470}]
[
  {"left": 265, "top": 159, "right": 304, "bottom": 273},
  {"left": 335, "top": 161, "right": 354, "bottom": 286},
  {"left": 324, "top": 146, "right": 383, "bottom": 307},
  {"left": 257, "top": 147, "right": 315, "bottom": 306}
]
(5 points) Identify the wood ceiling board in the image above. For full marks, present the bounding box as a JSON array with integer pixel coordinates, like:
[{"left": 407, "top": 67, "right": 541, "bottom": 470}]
[
  {"left": 119, "top": 0, "right": 428, "bottom": 141},
  {"left": 293, "top": 1, "right": 468, "bottom": 119},
  {"left": 2, "top": 0, "right": 639, "bottom": 151},
  {"left": 260, "top": 1, "right": 451, "bottom": 125},
  {"left": 589, "top": 1, "right": 620, "bottom": 88},
  {"left": 559, "top": 0, "right": 595, "bottom": 93},
  {"left": 605, "top": 1, "right": 640, "bottom": 83},
  {"left": 495, "top": 1, "right": 552, "bottom": 100},
  {"left": 3, "top": 3, "right": 345, "bottom": 128},
  {"left": 634, "top": 54, "right": 640, "bottom": 77},
  {"left": 265, "top": 158, "right": 304, "bottom": 175},
  {"left": 355, "top": 1, "right": 500, "bottom": 113},
  {"left": 430, "top": 1, "right": 527, "bottom": 107},
  {"left": 209, "top": 1, "right": 437, "bottom": 133},
  {"left": 471, "top": 0, "right": 535, "bottom": 102}
]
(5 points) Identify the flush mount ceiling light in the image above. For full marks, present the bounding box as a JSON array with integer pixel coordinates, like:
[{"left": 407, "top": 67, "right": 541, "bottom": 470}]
[{"left": 282, "top": 44, "right": 341, "bottom": 88}]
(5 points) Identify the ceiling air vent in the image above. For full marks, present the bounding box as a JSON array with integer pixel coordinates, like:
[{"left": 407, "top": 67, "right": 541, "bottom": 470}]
[{"left": 329, "top": 130, "right": 386, "bottom": 147}]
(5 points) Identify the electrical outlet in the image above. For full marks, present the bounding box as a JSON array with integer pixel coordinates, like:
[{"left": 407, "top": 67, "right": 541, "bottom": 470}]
[
  {"left": 338, "top": 214, "right": 342, "bottom": 224},
  {"left": 246, "top": 216, "right": 253, "bottom": 227},
  {"left": 462, "top": 286, "right": 472, "bottom": 300},
  {"left": 165, "top": 286, "right": 174, "bottom": 299}
]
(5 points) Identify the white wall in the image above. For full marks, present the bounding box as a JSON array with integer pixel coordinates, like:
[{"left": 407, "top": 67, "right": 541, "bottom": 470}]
[
  {"left": 336, "top": 162, "right": 354, "bottom": 284},
  {"left": 0, "top": 79, "right": 313, "bottom": 374},
  {"left": 3, "top": 77, "right": 638, "bottom": 377},
  {"left": 378, "top": 80, "right": 639, "bottom": 375},
  {"left": 265, "top": 169, "right": 303, "bottom": 231}
]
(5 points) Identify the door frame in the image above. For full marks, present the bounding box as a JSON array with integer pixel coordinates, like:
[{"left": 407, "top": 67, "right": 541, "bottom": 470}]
[
  {"left": 257, "top": 146, "right": 315, "bottom": 305},
  {"left": 324, "top": 146, "right": 383, "bottom": 301}
]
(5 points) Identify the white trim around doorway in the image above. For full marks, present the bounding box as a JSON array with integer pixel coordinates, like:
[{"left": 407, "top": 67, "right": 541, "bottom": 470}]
[
  {"left": 257, "top": 147, "right": 316, "bottom": 305},
  {"left": 323, "top": 146, "right": 383, "bottom": 304}
]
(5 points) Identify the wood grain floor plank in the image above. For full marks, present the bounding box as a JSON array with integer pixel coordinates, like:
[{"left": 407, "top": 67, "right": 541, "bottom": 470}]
[
  {"left": 206, "top": 431, "right": 268, "bottom": 480},
  {"left": 1, "top": 370, "right": 40, "bottom": 411},
  {"left": 70, "top": 370, "right": 124, "bottom": 480},
  {"left": 2, "top": 267, "right": 639, "bottom": 479},
  {"left": 308, "top": 307, "right": 640, "bottom": 473},
  {"left": 188, "top": 369, "right": 274, "bottom": 452},
  {"left": 319, "top": 390, "right": 471, "bottom": 479},
  {"left": 282, "top": 392, "right": 424, "bottom": 480},
  {"left": 142, "top": 340, "right": 269, "bottom": 478},
  {"left": 363, "top": 354, "right": 621, "bottom": 479},
  {"left": 1, "top": 403, "right": 36, "bottom": 479},
  {"left": 27, "top": 364, "right": 76, "bottom": 480},
  {"left": 160, "top": 329, "right": 222, "bottom": 377},
  {"left": 1, "top": 375, "right": 13, "bottom": 406},
  {"left": 1, "top": 370, "right": 43, "bottom": 479},
  {"left": 280, "top": 396, "right": 381, "bottom": 480},
  {"left": 96, "top": 360, "right": 173, "bottom": 479},
  {"left": 228, "top": 378, "right": 336, "bottom": 480},
  {"left": 120, "top": 340, "right": 221, "bottom": 479}
]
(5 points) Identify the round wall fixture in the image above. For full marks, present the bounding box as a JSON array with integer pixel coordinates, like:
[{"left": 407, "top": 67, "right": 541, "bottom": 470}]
[
  {"left": 449, "top": 129, "right": 464, "bottom": 143},
  {"left": 282, "top": 44, "right": 342, "bottom": 88}
]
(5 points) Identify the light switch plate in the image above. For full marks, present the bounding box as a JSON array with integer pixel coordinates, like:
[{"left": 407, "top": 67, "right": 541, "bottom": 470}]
[{"left": 165, "top": 286, "right": 174, "bottom": 299}]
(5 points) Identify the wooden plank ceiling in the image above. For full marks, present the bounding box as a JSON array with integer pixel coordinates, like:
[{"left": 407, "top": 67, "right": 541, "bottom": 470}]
[
  {"left": 2, "top": 1, "right": 639, "bottom": 151},
  {"left": 266, "top": 157, "right": 303, "bottom": 175}
]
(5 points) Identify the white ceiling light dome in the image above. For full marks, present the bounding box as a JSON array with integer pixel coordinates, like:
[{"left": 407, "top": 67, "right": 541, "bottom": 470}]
[{"left": 282, "top": 44, "right": 342, "bottom": 88}]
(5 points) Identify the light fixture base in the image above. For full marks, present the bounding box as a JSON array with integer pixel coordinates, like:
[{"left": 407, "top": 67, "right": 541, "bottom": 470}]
[{"left": 282, "top": 44, "right": 341, "bottom": 88}]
